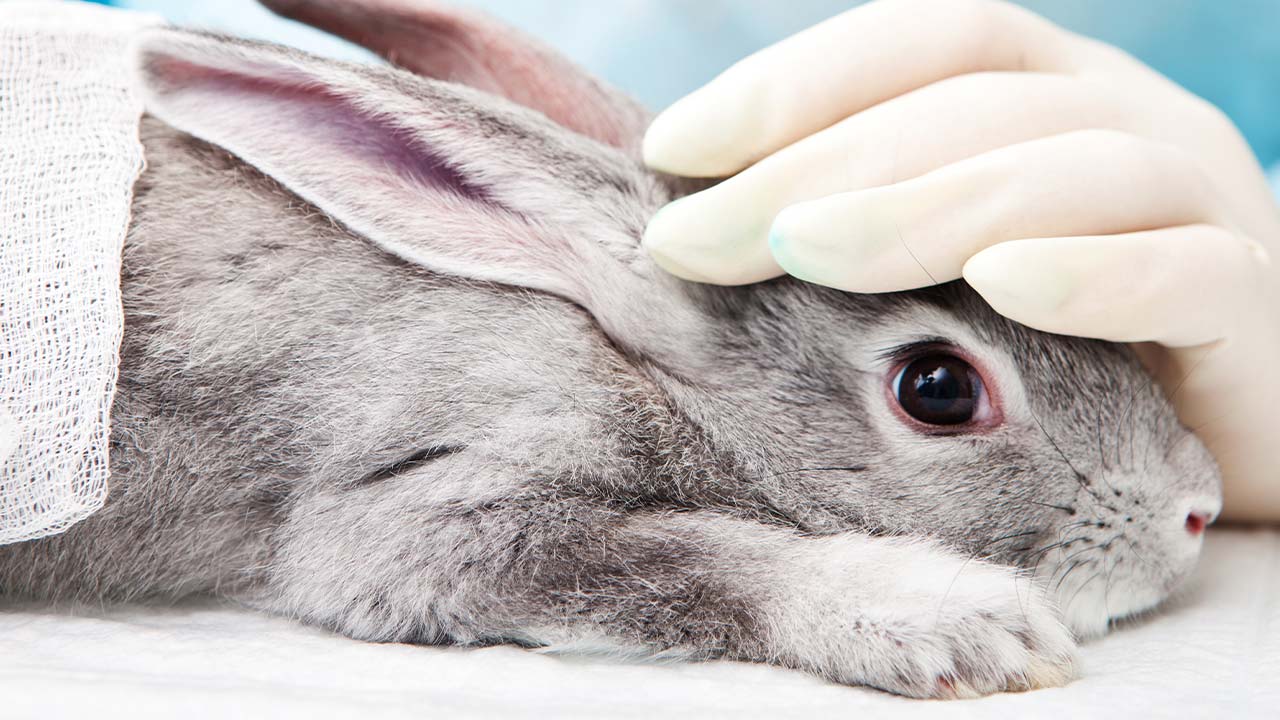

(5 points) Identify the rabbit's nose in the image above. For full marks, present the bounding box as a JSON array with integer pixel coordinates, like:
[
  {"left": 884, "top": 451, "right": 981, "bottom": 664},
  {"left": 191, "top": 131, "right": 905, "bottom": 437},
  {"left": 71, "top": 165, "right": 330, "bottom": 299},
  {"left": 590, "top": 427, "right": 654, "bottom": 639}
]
[
  {"left": 1185, "top": 511, "right": 1211, "bottom": 536},
  {"left": 1177, "top": 495, "right": 1220, "bottom": 537}
]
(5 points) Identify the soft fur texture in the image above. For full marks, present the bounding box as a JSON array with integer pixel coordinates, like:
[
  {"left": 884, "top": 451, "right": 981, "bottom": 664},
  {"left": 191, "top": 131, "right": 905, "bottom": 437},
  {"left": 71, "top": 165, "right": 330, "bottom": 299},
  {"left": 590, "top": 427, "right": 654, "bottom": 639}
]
[{"left": 0, "top": 3, "right": 1220, "bottom": 700}]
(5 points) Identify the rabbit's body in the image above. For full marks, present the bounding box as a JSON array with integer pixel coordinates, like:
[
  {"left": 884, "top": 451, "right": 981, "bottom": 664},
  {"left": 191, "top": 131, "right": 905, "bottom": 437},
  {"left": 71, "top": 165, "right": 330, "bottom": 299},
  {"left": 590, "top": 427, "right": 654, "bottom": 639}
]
[
  {"left": 6, "top": 116, "right": 662, "bottom": 604},
  {"left": 0, "top": 9, "right": 1222, "bottom": 698},
  {"left": 9, "top": 117, "right": 769, "bottom": 644}
]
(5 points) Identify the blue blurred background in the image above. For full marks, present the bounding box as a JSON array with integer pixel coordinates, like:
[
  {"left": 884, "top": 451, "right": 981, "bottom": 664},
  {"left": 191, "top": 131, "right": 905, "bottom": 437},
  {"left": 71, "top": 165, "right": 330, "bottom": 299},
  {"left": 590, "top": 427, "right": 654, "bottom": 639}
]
[{"left": 85, "top": 0, "right": 1280, "bottom": 181}]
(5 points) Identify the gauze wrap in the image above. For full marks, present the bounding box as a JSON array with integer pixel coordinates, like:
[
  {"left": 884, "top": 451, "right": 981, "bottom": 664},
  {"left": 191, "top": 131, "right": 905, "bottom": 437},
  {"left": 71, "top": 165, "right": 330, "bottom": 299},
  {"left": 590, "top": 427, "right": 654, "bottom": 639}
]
[{"left": 0, "top": 1, "right": 158, "bottom": 544}]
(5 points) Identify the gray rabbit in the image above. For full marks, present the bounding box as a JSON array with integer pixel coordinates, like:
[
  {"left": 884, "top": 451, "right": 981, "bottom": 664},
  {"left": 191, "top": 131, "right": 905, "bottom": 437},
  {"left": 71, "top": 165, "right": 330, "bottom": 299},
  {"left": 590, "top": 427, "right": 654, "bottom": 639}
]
[{"left": 0, "top": 0, "right": 1221, "bottom": 699}]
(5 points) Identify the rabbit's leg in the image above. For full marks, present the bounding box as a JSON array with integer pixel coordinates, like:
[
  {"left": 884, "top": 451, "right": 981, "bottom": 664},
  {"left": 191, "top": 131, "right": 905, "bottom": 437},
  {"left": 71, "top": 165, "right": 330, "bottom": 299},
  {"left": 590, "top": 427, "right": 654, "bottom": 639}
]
[{"left": 269, "top": 477, "right": 1076, "bottom": 698}]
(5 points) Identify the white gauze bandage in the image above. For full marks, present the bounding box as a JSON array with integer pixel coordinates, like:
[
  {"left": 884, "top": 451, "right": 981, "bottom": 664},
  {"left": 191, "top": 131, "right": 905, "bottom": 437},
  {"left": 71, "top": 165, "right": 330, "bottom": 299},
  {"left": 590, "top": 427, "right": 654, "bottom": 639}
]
[{"left": 0, "top": 1, "right": 158, "bottom": 544}]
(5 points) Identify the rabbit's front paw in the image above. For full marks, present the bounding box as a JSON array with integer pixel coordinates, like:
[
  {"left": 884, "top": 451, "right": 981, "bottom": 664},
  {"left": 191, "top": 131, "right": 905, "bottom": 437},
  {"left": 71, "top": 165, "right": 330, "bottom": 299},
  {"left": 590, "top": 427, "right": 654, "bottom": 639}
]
[
  {"left": 858, "top": 558, "right": 1077, "bottom": 698},
  {"left": 774, "top": 541, "right": 1078, "bottom": 698}
]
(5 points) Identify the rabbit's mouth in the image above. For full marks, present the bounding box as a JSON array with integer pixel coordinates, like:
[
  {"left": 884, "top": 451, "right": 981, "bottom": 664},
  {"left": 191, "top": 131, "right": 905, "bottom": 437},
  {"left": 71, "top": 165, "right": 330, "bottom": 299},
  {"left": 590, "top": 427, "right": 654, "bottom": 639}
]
[
  {"left": 1036, "top": 554, "right": 1196, "bottom": 639},
  {"left": 1019, "top": 479, "right": 1219, "bottom": 638}
]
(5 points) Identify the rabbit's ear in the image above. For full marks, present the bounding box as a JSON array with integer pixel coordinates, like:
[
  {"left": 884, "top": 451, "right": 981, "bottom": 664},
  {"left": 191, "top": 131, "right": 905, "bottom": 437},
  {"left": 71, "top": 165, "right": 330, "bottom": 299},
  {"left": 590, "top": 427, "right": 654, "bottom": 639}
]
[
  {"left": 133, "top": 29, "right": 665, "bottom": 315},
  {"left": 259, "top": 0, "right": 650, "bottom": 152}
]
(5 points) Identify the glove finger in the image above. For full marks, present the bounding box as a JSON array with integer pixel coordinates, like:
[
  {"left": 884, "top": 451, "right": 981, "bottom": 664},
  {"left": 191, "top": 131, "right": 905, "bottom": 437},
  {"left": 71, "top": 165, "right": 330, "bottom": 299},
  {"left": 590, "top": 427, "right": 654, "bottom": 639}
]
[
  {"left": 643, "top": 72, "right": 1138, "bottom": 284},
  {"left": 967, "top": 228, "right": 1277, "bottom": 525},
  {"left": 962, "top": 225, "right": 1269, "bottom": 347},
  {"left": 766, "top": 129, "right": 1232, "bottom": 293},
  {"left": 642, "top": 0, "right": 1096, "bottom": 177}
]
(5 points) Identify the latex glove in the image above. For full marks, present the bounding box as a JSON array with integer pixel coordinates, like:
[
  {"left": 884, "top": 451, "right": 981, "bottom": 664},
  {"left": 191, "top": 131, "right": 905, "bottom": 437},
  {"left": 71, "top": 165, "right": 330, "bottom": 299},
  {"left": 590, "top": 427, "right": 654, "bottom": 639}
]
[{"left": 641, "top": 0, "right": 1280, "bottom": 522}]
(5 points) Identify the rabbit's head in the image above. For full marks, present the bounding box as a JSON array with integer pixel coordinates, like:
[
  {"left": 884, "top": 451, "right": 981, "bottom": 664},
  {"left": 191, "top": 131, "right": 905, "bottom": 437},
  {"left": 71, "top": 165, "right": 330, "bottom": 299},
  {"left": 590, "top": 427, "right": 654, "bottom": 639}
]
[{"left": 134, "top": 1, "right": 1221, "bottom": 637}]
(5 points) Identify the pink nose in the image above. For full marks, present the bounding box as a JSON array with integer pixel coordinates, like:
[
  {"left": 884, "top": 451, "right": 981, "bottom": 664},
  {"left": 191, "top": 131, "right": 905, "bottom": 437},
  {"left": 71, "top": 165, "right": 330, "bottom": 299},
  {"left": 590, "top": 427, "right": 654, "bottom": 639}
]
[{"left": 1185, "top": 511, "right": 1211, "bottom": 536}]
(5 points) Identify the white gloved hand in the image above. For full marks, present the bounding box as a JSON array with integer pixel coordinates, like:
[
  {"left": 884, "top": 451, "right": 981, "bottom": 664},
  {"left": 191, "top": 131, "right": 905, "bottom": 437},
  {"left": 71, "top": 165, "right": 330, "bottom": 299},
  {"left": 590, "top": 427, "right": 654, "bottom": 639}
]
[{"left": 641, "top": 0, "right": 1280, "bottom": 522}]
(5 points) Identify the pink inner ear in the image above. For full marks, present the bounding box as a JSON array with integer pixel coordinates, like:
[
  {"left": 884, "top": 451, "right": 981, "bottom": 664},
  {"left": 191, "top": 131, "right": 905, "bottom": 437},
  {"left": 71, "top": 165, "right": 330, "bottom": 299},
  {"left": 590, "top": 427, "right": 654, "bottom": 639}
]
[
  {"left": 260, "top": 0, "right": 649, "bottom": 151},
  {"left": 154, "top": 53, "right": 492, "bottom": 205},
  {"left": 305, "top": 90, "right": 491, "bottom": 204},
  {"left": 138, "top": 29, "right": 606, "bottom": 312}
]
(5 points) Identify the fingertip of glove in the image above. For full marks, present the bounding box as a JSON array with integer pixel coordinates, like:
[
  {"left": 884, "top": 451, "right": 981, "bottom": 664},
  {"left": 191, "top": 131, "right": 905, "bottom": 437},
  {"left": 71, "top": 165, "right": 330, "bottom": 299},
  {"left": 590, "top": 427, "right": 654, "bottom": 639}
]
[
  {"left": 642, "top": 82, "right": 756, "bottom": 178},
  {"left": 963, "top": 245, "right": 1073, "bottom": 319}
]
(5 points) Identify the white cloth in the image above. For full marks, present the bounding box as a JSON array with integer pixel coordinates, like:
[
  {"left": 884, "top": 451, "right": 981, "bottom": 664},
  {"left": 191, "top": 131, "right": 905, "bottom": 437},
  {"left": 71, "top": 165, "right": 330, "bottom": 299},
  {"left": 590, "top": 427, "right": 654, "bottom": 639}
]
[
  {"left": 1, "top": 528, "right": 1275, "bottom": 719},
  {"left": 0, "top": 1, "right": 157, "bottom": 544}
]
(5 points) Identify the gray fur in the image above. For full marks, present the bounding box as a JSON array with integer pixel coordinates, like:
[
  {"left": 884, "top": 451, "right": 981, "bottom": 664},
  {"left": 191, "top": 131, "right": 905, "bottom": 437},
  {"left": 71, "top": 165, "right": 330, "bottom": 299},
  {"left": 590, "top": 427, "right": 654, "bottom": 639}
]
[{"left": 0, "top": 26, "right": 1219, "bottom": 699}]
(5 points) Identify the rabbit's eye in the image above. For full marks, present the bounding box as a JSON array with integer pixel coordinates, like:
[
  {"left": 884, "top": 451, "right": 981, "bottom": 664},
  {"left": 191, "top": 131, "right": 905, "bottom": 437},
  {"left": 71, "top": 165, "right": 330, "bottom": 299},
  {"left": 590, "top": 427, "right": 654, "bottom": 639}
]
[{"left": 893, "top": 354, "right": 981, "bottom": 426}]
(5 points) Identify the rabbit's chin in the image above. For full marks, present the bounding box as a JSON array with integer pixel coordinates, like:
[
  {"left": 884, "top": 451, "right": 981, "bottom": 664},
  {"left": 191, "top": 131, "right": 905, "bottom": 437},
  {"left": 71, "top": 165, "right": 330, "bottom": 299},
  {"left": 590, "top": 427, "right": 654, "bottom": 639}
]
[
  {"left": 1052, "top": 578, "right": 1168, "bottom": 639},
  {"left": 1036, "top": 548, "right": 1204, "bottom": 639}
]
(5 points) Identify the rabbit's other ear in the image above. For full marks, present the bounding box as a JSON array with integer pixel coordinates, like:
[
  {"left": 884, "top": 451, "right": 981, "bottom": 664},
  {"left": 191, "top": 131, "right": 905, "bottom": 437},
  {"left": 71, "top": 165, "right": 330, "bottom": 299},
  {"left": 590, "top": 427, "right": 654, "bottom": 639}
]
[
  {"left": 133, "top": 29, "right": 663, "bottom": 314},
  {"left": 258, "top": 0, "right": 650, "bottom": 152}
]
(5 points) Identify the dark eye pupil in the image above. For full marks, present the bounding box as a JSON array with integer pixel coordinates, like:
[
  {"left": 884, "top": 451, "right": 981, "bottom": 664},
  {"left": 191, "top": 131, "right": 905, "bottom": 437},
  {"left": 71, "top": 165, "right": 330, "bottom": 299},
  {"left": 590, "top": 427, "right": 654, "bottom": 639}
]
[{"left": 897, "top": 355, "right": 978, "bottom": 425}]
